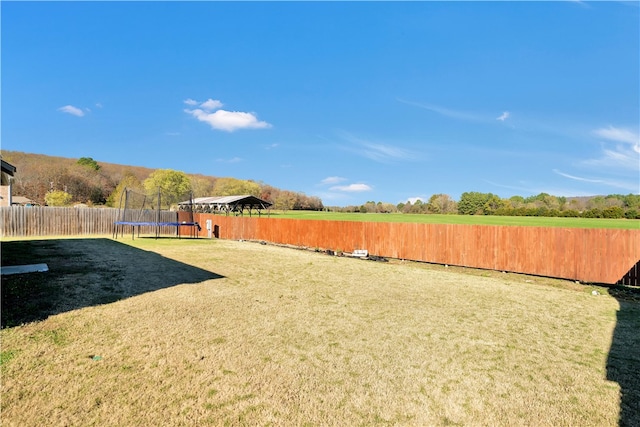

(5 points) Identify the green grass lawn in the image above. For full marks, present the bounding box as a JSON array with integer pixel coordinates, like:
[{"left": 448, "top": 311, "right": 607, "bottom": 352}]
[{"left": 266, "top": 211, "right": 640, "bottom": 229}]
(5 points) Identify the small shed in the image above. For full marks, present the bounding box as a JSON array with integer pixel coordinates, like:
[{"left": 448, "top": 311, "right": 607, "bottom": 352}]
[
  {"left": 11, "top": 196, "right": 38, "bottom": 206},
  {"left": 179, "top": 195, "right": 272, "bottom": 216}
]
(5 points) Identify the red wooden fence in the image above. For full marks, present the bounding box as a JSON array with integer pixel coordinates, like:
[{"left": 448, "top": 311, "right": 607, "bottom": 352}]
[
  {"left": 2, "top": 207, "right": 636, "bottom": 285},
  {"left": 191, "top": 213, "right": 640, "bottom": 285}
]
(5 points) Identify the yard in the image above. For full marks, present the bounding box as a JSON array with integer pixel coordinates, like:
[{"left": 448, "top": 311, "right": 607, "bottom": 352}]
[{"left": 1, "top": 237, "right": 638, "bottom": 426}]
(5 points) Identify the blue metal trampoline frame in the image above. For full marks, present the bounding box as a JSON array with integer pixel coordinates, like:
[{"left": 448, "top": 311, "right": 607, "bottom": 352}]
[
  {"left": 113, "top": 221, "right": 201, "bottom": 240},
  {"left": 112, "top": 188, "right": 201, "bottom": 239}
]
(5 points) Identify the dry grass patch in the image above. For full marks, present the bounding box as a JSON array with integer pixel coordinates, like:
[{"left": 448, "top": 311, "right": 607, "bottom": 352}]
[{"left": 0, "top": 237, "right": 632, "bottom": 426}]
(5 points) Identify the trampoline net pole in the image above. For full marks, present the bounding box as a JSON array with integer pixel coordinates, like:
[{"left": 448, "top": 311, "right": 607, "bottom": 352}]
[{"left": 156, "top": 187, "right": 161, "bottom": 239}]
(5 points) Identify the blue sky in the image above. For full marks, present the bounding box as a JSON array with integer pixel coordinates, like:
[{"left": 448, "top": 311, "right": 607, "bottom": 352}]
[{"left": 2, "top": 1, "right": 638, "bottom": 206}]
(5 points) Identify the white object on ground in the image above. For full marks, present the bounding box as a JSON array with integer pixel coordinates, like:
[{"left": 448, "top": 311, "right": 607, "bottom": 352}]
[{"left": 1, "top": 264, "right": 49, "bottom": 275}]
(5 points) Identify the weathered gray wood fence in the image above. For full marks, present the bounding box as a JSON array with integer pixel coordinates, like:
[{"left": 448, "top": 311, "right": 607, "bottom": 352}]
[{"left": 1, "top": 206, "right": 177, "bottom": 237}]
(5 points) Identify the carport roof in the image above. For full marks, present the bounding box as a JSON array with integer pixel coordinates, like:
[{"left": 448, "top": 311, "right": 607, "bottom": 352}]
[{"left": 180, "top": 195, "right": 272, "bottom": 208}]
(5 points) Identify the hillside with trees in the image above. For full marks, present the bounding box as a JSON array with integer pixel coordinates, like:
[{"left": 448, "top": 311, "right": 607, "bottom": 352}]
[{"left": 1, "top": 151, "right": 323, "bottom": 211}]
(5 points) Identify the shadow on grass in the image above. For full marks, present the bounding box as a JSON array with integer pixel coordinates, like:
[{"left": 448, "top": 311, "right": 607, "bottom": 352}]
[
  {"left": 1, "top": 238, "right": 223, "bottom": 328},
  {"left": 606, "top": 285, "right": 640, "bottom": 427}
]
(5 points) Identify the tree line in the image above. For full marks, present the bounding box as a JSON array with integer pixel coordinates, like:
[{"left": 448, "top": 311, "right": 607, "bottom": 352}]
[
  {"left": 329, "top": 192, "right": 640, "bottom": 219},
  {"left": 2, "top": 151, "right": 323, "bottom": 211}
]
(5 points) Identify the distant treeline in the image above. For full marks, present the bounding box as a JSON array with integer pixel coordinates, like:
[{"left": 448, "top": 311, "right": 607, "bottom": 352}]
[
  {"left": 329, "top": 192, "right": 640, "bottom": 219},
  {"left": 2, "top": 151, "right": 323, "bottom": 211},
  {"left": 4, "top": 151, "right": 637, "bottom": 219}
]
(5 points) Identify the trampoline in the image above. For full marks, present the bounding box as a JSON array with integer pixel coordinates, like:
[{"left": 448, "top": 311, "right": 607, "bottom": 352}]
[
  {"left": 113, "top": 221, "right": 201, "bottom": 239},
  {"left": 113, "top": 187, "right": 201, "bottom": 240}
]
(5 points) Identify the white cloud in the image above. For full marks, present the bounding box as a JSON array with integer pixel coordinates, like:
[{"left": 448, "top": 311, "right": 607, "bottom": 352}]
[
  {"left": 322, "top": 175, "right": 372, "bottom": 194},
  {"left": 201, "top": 98, "right": 224, "bottom": 110},
  {"left": 593, "top": 126, "right": 639, "bottom": 148},
  {"left": 330, "top": 183, "right": 372, "bottom": 192},
  {"left": 397, "top": 98, "right": 483, "bottom": 122},
  {"left": 58, "top": 105, "right": 85, "bottom": 117},
  {"left": 216, "top": 157, "right": 243, "bottom": 163},
  {"left": 184, "top": 98, "right": 271, "bottom": 132},
  {"left": 587, "top": 126, "right": 640, "bottom": 170},
  {"left": 406, "top": 196, "right": 425, "bottom": 204},
  {"left": 552, "top": 169, "right": 603, "bottom": 183},
  {"left": 321, "top": 176, "right": 347, "bottom": 185},
  {"left": 553, "top": 169, "right": 639, "bottom": 192},
  {"left": 598, "top": 148, "right": 639, "bottom": 169},
  {"left": 361, "top": 142, "right": 413, "bottom": 162},
  {"left": 567, "top": 0, "right": 591, "bottom": 8},
  {"left": 496, "top": 111, "right": 510, "bottom": 121},
  {"left": 399, "top": 99, "right": 517, "bottom": 127},
  {"left": 339, "top": 132, "right": 416, "bottom": 163},
  {"left": 187, "top": 109, "right": 271, "bottom": 132}
]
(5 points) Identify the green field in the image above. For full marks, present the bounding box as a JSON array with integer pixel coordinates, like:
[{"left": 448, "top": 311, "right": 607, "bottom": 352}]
[{"left": 267, "top": 211, "right": 640, "bottom": 229}]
